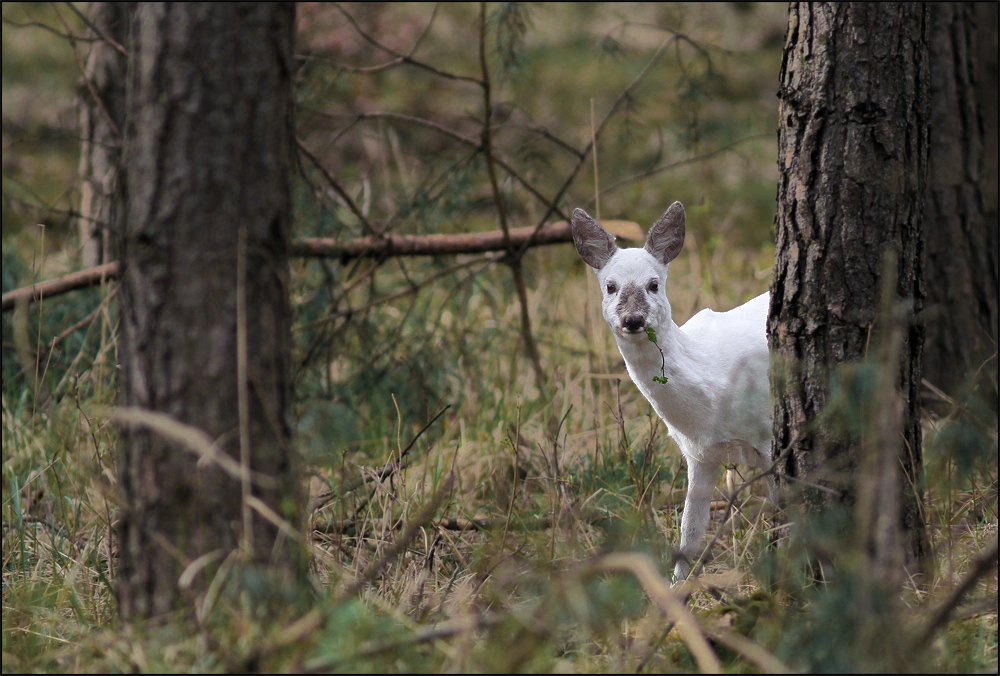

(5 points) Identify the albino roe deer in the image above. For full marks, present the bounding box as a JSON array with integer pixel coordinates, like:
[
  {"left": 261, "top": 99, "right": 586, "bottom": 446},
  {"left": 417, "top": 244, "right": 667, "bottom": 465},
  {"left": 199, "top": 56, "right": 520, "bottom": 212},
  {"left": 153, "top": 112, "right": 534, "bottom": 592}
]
[{"left": 572, "top": 202, "right": 772, "bottom": 579}]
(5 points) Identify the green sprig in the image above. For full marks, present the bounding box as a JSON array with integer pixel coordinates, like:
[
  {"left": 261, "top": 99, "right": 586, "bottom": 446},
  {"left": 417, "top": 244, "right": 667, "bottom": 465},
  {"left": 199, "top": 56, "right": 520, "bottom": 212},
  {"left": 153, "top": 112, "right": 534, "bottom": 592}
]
[{"left": 645, "top": 327, "right": 669, "bottom": 384}]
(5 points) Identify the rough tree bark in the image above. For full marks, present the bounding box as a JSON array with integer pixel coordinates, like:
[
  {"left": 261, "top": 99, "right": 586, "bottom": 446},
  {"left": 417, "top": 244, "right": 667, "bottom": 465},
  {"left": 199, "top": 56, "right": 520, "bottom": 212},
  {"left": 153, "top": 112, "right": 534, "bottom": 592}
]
[
  {"left": 923, "top": 2, "right": 999, "bottom": 406},
  {"left": 975, "top": 2, "right": 999, "bottom": 235},
  {"left": 770, "top": 3, "right": 930, "bottom": 577},
  {"left": 115, "top": 3, "right": 301, "bottom": 619}
]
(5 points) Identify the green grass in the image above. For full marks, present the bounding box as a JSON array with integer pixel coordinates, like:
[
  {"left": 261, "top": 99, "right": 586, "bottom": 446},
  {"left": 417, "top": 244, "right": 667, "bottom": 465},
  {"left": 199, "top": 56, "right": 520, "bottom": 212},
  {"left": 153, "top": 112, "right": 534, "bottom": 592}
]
[
  {"left": 3, "top": 3, "right": 997, "bottom": 672},
  {"left": 3, "top": 238, "right": 995, "bottom": 672}
]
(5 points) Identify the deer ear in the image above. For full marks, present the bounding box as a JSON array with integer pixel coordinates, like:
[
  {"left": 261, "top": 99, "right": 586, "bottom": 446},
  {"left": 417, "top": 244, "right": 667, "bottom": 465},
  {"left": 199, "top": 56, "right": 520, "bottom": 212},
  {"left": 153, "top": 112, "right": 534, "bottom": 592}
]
[
  {"left": 571, "top": 208, "right": 617, "bottom": 271},
  {"left": 645, "top": 202, "right": 685, "bottom": 265}
]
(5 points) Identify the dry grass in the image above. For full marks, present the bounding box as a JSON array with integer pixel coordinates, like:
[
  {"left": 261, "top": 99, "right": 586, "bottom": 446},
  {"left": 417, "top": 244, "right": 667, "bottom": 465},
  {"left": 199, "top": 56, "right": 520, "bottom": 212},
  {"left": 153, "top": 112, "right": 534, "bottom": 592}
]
[
  {"left": 3, "top": 246, "right": 996, "bottom": 672},
  {"left": 3, "top": 3, "right": 996, "bottom": 671}
]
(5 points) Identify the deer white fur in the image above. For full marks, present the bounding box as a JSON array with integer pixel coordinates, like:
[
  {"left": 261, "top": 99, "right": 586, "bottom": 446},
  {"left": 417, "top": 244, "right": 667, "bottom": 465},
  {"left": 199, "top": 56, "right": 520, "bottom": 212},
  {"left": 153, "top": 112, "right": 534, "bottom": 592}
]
[{"left": 572, "top": 202, "right": 771, "bottom": 580}]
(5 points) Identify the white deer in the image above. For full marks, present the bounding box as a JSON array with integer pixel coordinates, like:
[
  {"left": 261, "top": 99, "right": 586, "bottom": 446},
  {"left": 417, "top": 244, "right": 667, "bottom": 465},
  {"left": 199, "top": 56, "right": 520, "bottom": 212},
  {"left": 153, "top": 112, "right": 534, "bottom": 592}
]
[{"left": 572, "top": 202, "right": 772, "bottom": 580}]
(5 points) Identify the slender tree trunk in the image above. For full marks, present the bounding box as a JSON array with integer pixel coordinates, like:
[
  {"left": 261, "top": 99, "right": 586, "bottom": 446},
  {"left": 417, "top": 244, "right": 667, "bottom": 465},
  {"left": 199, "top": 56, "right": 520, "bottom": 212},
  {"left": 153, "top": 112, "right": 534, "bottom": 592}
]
[
  {"left": 77, "top": 2, "right": 130, "bottom": 267},
  {"left": 115, "top": 3, "right": 300, "bottom": 619},
  {"left": 923, "top": 2, "right": 999, "bottom": 406},
  {"left": 770, "top": 3, "right": 930, "bottom": 577}
]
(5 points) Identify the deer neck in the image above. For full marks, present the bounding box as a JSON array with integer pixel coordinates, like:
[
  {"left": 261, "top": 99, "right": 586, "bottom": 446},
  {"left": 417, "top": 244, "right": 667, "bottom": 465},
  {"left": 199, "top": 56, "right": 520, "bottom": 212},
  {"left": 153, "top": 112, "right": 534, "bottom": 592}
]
[{"left": 613, "top": 317, "right": 713, "bottom": 435}]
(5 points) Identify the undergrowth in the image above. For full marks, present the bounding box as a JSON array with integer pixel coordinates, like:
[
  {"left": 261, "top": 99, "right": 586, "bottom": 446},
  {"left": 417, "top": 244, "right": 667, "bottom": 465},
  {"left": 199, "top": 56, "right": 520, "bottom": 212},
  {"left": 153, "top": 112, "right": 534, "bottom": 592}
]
[
  {"left": 3, "top": 3, "right": 997, "bottom": 673},
  {"left": 3, "top": 243, "right": 996, "bottom": 672}
]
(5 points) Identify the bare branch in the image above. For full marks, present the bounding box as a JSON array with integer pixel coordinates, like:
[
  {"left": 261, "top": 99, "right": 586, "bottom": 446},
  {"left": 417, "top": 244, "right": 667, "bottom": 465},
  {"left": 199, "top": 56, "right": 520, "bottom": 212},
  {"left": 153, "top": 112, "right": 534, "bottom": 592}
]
[
  {"left": 296, "top": 138, "right": 378, "bottom": 236},
  {"left": 2, "top": 262, "right": 118, "bottom": 312},
  {"left": 294, "top": 221, "right": 575, "bottom": 258},
  {"left": 591, "top": 134, "right": 772, "bottom": 206},
  {"left": 1, "top": 13, "right": 99, "bottom": 41},
  {"left": 64, "top": 2, "right": 128, "bottom": 56},
  {"left": 2, "top": 223, "right": 577, "bottom": 311},
  {"left": 492, "top": 121, "right": 586, "bottom": 159},
  {"left": 331, "top": 2, "right": 481, "bottom": 85},
  {"left": 52, "top": 3, "right": 121, "bottom": 141},
  {"left": 516, "top": 32, "right": 678, "bottom": 259},
  {"left": 306, "top": 109, "right": 567, "bottom": 218},
  {"left": 297, "top": 51, "right": 401, "bottom": 73}
]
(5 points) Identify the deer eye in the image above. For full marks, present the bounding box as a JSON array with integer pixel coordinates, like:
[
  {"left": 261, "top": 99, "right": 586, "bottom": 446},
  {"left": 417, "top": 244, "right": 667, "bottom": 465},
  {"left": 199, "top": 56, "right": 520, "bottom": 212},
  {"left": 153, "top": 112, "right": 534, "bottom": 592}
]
[
  {"left": 647, "top": 280, "right": 659, "bottom": 293},
  {"left": 606, "top": 282, "right": 618, "bottom": 294}
]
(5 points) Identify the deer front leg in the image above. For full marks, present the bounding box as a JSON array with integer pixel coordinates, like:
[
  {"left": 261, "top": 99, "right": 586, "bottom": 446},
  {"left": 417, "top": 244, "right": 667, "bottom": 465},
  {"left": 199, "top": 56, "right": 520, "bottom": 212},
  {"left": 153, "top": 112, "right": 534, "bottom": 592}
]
[{"left": 674, "top": 458, "right": 718, "bottom": 581}]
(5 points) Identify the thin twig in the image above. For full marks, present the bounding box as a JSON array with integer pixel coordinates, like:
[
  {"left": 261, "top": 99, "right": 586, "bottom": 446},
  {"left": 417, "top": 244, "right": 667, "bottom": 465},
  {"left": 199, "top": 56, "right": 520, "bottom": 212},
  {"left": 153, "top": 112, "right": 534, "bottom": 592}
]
[
  {"left": 913, "top": 535, "right": 999, "bottom": 648},
  {"left": 1, "top": 13, "right": 100, "bottom": 41},
  {"left": 305, "top": 109, "right": 567, "bottom": 219},
  {"left": 491, "top": 121, "right": 586, "bottom": 159},
  {"left": 53, "top": 3, "right": 121, "bottom": 141},
  {"left": 477, "top": 2, "right": 546, "bottom": 392},
  {"left": 13, "top": 288, "right": 117, "bottom": 381},
  {"left": 515, "top": 32, "right": 678, "bottom": 260},
  {"left": 332, "top": 2, "right": 481, "bottom": 85},
  {"left": 314, "top": 512, "right": 612, "bottom": 535},
  {"left": 295, "top": 256, "right": 497, "bottom": 335},
  {"left": 591, "top": 134, "right": 772, "bottom": 206},
  {"left": 296, "top": 138, "right": 378, "bottom": 235},
  {"left": 113, "top": 407, "right": 282, "bottom": 490},
  {"left": 64, "top": 2, "right": 128, "bottom": 56},
  {"left": 688, "top": 456, "right": 780, "bottom": 580},
  {"left": 313, "top": 405, "right": 452, "bottom": 513}
]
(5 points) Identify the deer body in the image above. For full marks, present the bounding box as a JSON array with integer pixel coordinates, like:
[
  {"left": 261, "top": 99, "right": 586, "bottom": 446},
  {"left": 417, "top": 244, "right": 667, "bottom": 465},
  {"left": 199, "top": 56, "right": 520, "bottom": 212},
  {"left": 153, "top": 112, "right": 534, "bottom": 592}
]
[{"left": 572, "top": 202, "right": 771, "bottom": 579}]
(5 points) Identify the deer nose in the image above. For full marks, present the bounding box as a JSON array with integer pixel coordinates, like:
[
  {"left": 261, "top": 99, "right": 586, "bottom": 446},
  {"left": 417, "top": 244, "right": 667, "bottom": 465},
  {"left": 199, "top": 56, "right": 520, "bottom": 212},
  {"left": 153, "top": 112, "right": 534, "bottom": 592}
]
[{"left": 622, "top": 316, "right": 645, "bottom": 333}]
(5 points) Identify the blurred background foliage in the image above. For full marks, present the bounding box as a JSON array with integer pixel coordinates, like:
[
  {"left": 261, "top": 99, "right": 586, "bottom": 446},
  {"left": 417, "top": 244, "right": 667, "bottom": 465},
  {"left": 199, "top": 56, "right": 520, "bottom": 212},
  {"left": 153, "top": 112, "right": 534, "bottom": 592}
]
[
  {"left": 2, "top": 2, "right": 996, "bottom": 673},
  {"left": 286, "top": 1, "right": 784, "bottom": 460}
]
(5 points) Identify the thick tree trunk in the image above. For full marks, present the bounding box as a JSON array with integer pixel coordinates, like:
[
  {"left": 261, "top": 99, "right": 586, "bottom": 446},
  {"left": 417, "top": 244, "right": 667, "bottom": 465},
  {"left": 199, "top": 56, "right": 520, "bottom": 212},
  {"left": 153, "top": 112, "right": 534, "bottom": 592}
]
[
  {"left": 770, "top": 3, "right": 930, "bottom": 576},
  {"left": 923, "top": 2, "right": 999, "bottom": 406},
  {"left": 115, "top": 3, "right": 300, "bottom": 619},
  {"left": 77, "top": 2, "right": 130, "bottom": 267},
  {"left": 974, "top": 2, "right": 999, "bottom": 279}
]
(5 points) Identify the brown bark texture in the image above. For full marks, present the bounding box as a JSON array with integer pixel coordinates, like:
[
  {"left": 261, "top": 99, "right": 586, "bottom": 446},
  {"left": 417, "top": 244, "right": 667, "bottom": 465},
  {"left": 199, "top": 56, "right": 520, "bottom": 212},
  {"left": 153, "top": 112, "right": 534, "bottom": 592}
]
[
  {"left": 770, "top": 3, "right": 930, "bottom": 569},
  {"left": 115, "top": 3, "right": 300, "bottom": 619},
  {"left": 923, "top": 2, "right": 999, "bottom": 405}
]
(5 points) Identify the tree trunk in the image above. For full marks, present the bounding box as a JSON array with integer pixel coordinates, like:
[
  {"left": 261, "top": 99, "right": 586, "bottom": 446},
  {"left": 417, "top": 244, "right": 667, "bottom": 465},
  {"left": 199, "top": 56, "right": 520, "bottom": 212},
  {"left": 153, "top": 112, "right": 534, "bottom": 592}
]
[
  {"left": 923, "top": 2, "right": 999, "bottom": 407},
  {"left": 974, "top": 2, "right": 999, "bottom": 268},
  {"left": 770, "top": 2, "right": 930, "bottom": 577},
  {"left": 77, "top": 2, "right": 130, "bottom": 267},
  {"left": 115, "top": 3, "right": 300, "bottom": 620}
]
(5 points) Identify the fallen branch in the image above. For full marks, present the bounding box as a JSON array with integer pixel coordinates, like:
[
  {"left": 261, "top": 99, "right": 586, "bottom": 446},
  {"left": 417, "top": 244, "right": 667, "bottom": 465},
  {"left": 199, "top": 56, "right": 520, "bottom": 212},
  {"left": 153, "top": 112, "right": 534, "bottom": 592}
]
[
  {"left": 316, "top": 515, "right": 541, "bottom": 535},
  {"left": 314, "top": 510, "right": 615, "bottom": 535},
  {"left": 2, "top": 222, "right": 576, "bottom": 312},
  {"left": 4, "top": 219, "right": 645, "bottom": 312},
  {"left": 291, "top": 221, "right": 574, "bottom": 258},
  {"left": 2, "top": 262, "right": 118, "bottom": 312}
]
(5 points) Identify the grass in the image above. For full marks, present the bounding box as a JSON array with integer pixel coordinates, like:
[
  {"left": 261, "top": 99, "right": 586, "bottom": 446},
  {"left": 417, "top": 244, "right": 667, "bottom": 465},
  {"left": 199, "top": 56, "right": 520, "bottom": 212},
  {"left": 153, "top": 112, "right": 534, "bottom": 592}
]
[
  {"left": 3, "top": 3, "right": 997, "bottom": 672},
  {"left": 3, "top": 235, "right": 996, "bottom": 672}
]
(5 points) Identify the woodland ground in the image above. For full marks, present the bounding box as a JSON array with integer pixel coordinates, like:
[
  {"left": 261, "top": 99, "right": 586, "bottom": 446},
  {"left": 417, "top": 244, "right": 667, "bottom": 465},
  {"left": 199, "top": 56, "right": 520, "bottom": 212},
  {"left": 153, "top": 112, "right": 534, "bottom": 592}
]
[{"left": 2, "top": 3, "right": 997, "bottom": 673}]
